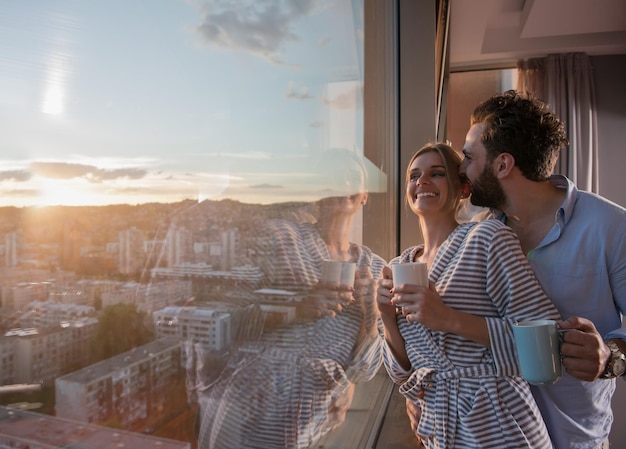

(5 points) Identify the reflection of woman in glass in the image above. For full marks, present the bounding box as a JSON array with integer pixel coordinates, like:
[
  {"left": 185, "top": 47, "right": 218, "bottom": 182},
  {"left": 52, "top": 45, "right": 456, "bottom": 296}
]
[
  {"left": 196, "top": 149, "right": 386, "bottom": 449},
  {"left": 376, "top": 143, "right": 560, "bottom": 449}
]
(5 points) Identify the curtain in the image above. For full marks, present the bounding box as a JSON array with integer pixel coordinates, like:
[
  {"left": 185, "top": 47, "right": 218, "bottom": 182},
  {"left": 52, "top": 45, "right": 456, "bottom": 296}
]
[{"left": 517, "top": 53, "right": 598, "bottom": 193}]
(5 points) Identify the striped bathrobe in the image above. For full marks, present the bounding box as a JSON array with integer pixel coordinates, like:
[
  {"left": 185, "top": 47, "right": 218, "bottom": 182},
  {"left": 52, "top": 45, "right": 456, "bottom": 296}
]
[
  {"left": 198, "top": 220, "right": 386, "bottom": 449},
  {"left": 384, "top": 220, "right": 560, "bottom": 449}
]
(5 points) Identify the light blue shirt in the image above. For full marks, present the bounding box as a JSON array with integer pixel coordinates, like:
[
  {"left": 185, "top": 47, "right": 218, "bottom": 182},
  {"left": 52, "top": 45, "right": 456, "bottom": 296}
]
[{"left": 494, "top": 175, "right": 626, "bottom": 449}]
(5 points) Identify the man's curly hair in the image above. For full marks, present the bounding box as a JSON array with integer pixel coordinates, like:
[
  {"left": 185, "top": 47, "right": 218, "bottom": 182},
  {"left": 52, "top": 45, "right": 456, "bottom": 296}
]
[{"left": 470, "top": 90, "right": 569, "bottom": 181}]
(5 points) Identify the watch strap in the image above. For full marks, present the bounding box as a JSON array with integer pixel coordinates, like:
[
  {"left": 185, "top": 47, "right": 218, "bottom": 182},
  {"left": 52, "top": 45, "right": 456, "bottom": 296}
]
[{"left": 601, "top": 340, "right": 626, "bottom": 379}]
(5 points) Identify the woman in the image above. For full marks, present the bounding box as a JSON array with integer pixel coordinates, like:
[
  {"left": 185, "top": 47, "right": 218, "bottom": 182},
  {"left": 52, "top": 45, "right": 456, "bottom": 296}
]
[
  {"left": 376, "top": 142, "right": 560, "bottom": 448},
  {"left": 196, "top": 148, "right": 386, "bottom": 449}
]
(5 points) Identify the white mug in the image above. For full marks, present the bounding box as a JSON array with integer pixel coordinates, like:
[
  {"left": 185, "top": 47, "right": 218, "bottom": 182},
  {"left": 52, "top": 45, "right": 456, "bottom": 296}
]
[
  {"left": 391, "top": 262, "right": 428, "bottom": 287},
  {"left": 320, "top": 260, "right": 357, "bottom": 288}
]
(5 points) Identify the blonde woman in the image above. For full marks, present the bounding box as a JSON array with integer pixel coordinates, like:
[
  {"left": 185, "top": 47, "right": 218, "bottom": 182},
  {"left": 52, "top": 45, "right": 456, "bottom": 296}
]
[{"left": 377, "top": 142, "right": 560, "bottom": 448}]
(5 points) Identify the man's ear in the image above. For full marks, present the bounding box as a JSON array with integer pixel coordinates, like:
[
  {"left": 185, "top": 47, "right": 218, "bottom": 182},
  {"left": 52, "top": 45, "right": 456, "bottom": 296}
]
[{"left": 495, "top": 153, "right": 515, "bottom": 178}]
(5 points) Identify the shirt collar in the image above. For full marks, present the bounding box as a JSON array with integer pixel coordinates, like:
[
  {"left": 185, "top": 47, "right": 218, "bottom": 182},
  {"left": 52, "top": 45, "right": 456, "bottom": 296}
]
[
  {"left": 549, "top": 174, "right": 577, "bottom": 226},
  {"left": 489, "top": 174, "right": 577, "bottom": 227}
]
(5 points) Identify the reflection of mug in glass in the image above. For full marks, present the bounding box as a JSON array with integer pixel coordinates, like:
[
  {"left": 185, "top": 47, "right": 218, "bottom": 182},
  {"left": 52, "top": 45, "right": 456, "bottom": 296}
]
[
  {"left": 391, "top": 262, "right": 428, "bottom": 287},
  {"left": 320, "top": 260, "right": 357, "bottom": 288},
  {"left": 512, "top": 320, "right": 562, "bottom": 385}
]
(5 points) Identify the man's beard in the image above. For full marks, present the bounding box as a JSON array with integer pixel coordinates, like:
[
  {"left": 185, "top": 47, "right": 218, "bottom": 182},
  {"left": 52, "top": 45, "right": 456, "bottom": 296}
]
[{"left": 469, "top": 164, "right": 507, "bottom": 209}]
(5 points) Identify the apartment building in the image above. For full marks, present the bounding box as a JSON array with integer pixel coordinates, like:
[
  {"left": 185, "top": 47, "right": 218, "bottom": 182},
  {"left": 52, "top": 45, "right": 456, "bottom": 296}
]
[
  {"left": 0, "top": 339, "right": 14, "bottom": 386},
  {"left": 17, "top": 301, "right": 95, "bottom": 329},
  {"left": 1, "top": 318, "right": 97, "bottom": 386},
  {"left": 118, "top": 226, "right": 146, "bottom": 276},
  {"left": 153, "top": 306, "right": 232, "bottom": 352},
  {"left": 55, "top": 339, "right": 182, "bottom": 428},
  {"left": 100, "top": 279, "right": 192, "bottom": 313},
  {"left": 0, "top": 282, "right": 50, "bottom": 311}
]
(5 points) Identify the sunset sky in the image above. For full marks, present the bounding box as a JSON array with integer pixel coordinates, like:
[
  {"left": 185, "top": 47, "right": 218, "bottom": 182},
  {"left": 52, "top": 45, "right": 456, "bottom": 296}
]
[{"left": 0, "top": 0, "right": 379, "bottom": 207}]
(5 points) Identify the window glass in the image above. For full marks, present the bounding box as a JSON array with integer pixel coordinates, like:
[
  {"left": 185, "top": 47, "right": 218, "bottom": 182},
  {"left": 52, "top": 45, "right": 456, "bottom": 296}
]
[
  {"left": 0, "top": 1, "right": 395, "bottom": 448},
  {"left": 446, "top": 68, "right": 517, "bottom": 151}
]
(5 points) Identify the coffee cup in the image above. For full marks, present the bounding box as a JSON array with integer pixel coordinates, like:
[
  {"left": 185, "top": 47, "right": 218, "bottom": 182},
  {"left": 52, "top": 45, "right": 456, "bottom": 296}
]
[
  {"left": 320, "top": 260, "right": 357, "bottom": 288},
  {"left": 512, "top": 319, "right": 562, "bottom": 385},
  {"left": 391, "top": 262, "right": 428, "bottom": 288}
]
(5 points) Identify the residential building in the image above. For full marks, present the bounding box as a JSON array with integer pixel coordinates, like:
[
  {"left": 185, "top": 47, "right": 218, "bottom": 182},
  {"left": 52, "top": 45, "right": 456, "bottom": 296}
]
[
  {"left": 153, "top": 306, "right": 232, "bottom": 352},
  {"left": 3, "top": 318, "right": 97, "bottom": 386},
  {"left": 55, "top": 339, "right": 182, "bottom": 428}
]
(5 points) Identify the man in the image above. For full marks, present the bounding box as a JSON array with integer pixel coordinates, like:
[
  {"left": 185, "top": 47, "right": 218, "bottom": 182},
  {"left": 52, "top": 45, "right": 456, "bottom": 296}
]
[{"left": 454, "top": 90, "right": 625, "bottom": 448}]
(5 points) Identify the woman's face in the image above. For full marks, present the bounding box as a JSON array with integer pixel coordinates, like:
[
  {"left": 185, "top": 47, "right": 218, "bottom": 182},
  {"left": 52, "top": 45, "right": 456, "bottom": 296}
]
[
  {"left": 406, "top": 151, "right": 453, "bottom": 216},
  {"left": 317, "top": 192, "right": 366, "bottom": 217},
  {"left": 317, "top": 158, "right": 367, "bottom": 217}
]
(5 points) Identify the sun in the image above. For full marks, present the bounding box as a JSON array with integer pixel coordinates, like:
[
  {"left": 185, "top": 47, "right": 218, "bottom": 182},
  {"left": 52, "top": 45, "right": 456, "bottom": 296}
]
[{"left": 34, "top": 177, "right": 99, "bottom": 207}]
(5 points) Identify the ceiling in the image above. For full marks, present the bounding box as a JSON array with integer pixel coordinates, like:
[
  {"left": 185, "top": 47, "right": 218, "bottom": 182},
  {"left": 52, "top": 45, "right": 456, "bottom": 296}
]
[{"left": 449, "top": 0, "right": 626, "bottom": 70}]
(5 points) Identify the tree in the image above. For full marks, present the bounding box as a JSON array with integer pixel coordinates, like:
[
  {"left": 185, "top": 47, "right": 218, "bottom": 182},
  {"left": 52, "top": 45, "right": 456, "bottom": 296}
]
[{"left": 90, "top": 303, "right": 154, "bottom": 362}]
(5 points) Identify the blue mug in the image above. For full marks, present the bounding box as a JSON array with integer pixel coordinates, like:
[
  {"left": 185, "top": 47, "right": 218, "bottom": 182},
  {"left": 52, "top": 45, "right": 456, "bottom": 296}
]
[{"left": 512, "top": 319, "right": 562, "bottom": 385}]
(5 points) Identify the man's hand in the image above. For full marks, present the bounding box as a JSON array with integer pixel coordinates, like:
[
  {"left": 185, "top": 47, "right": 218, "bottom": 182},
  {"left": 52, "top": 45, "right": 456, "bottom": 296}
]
[
  {"left": 558, "top": 316, "right": 611, "bottom": 381},
  {"left": 405, "top": 397, "right": 422, "bottom": 444}
]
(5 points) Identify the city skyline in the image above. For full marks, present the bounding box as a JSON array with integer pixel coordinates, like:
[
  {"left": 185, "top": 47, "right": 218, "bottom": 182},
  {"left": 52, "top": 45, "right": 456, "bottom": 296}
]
[{"left": 0, "top": 0, "right": 370, "bottom": 208}]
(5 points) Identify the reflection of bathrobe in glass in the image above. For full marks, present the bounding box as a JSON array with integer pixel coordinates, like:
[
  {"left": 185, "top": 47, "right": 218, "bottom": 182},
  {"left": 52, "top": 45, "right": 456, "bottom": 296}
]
[
  {"left": 384, "top": 220, "right": 561, "bottom": 449},
  {"left": 198, "top": 220, "right": 386, "bottom": 449}
]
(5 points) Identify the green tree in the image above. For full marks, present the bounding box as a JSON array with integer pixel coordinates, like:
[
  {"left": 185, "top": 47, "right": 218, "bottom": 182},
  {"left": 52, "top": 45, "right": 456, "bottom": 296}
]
[{"left": 90, "top": 303, "right": 154, "bottom": 362}]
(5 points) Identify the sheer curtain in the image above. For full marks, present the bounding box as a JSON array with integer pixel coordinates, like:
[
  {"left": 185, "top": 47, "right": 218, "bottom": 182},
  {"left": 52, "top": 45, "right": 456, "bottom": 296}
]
[{"left": 517, "top": 53, "right": 598, "bottom": 193}]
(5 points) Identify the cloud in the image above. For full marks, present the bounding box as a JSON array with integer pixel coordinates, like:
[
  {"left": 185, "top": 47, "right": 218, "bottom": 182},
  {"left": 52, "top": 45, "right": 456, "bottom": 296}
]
[
  {"left": 285, "top": 82, "right": 312, "bottom": 100},
  {"left": 30, "top": 161, "right": 147, "bottom": 183},
  {"left": 322, "top": 83, "right": 362, "bottom": 110},
  {"left": 0, "top": 170, "right": 32, "bottom": 182},
  {"left": 318, "top": 36, "right": 332, "bottom": 48},
  {"left": 193, "top": 0, "right": 320, "bottom": 64},
  {"left": 249, "top": 183, "right": 284, "bottom": 189}
]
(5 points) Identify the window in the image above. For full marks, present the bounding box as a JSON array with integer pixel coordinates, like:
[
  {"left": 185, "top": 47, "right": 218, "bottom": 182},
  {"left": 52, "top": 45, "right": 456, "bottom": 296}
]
[
  {"left": 446, "top": 68, "right": 517, "bottom": 151},
  {"left": 0, "top": 1, "right": 408, "bottom": 448}
]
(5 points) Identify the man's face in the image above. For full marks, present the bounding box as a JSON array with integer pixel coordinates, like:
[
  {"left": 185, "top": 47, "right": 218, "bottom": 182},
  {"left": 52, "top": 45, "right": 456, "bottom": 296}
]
[{"left": 460, "top": 123, "right": 507, "bottom": 209}]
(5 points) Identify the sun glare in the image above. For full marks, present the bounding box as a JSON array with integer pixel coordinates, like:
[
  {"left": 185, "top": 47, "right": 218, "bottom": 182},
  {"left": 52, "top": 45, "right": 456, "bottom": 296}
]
[
  {"left": 34, "top": 178, "right": 98, "bottom": 207},
  {"left": 42, "top": 85, "right": 64, "bottom": 115}
]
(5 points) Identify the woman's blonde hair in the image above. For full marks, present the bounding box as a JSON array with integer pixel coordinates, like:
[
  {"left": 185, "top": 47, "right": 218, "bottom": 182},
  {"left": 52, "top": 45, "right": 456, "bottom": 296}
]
[{"left": 405, "top": 142, "right": 468, "bottom": 215}]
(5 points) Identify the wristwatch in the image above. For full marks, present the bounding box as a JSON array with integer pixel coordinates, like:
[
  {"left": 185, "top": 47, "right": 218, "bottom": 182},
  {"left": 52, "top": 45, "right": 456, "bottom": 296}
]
[{"left": 600, "top": 340, "right": 626, "bottom": 379}]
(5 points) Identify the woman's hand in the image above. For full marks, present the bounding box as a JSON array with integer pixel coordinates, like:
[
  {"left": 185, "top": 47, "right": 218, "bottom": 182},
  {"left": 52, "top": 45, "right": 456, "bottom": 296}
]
[
  {"left": 375, "top": 266, "right": 396, "bottom": 317},
  {"left": 392, "top": 282, "right": 490, "bottom": 346},
  {"left": 391, "top": 282, "right": 453, "bottom": 332},
  {"left": 353, "top": 266, "right": 375, "bottom": 304},
  {"left": 299, "top": 281, "right": 354, "bottom": 319}
]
